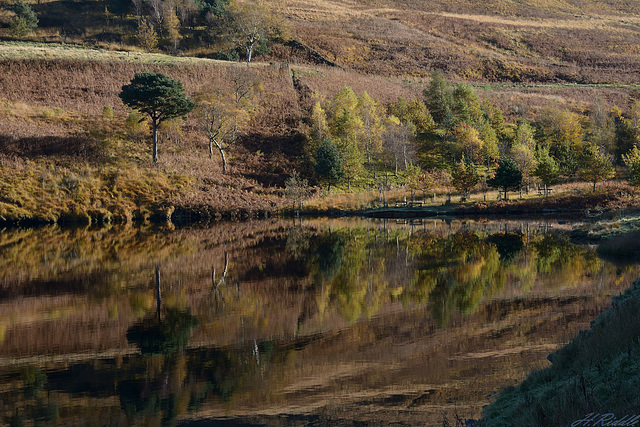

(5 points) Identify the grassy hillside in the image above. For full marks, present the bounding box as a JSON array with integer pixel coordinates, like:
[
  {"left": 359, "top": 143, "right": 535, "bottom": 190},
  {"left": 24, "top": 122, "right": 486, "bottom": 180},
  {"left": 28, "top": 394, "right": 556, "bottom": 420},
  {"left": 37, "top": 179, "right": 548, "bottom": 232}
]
[
  {"left": 3, "top": 0, "right": 640, "bottom": 224},
  {"left": 0, "top": 43, "right": 432, "bottom": 224},
  {"left": 283, "top": 0, "right": 640, "bottom": 82},
  {"left": 478, "top": 276, "right": 640, "bottom": 426},
  {"left": 1, "top": 41, "right": 640, "bottom": 225},
  {"left": 0, "top": 46, "right": 299, "bottom": 224},
  {"left": 3, "top": 0, "right": 640, "bottom": 83}
]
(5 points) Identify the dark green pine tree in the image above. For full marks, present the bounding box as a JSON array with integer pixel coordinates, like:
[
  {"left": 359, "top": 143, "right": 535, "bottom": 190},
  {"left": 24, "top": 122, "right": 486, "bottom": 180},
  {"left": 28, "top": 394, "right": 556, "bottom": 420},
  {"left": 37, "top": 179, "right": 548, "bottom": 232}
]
[
  {"left": 487, "top": 157, "right": 522, "bottom": 200},
  {"left": 314, "top": 139, "right": 344, "bottom": 192},
  {"left": 11, "top": 1, "right": 38, "bottom": 36},
  {"left": 119, "top": 72, "right": 195, "bottom": 163}
]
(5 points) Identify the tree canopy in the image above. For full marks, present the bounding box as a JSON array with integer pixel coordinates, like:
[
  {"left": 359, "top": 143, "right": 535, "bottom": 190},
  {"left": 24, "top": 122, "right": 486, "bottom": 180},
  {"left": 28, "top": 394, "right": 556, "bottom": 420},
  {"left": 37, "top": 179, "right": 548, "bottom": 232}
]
[
  {"left": 11, "top": 1, "right": 38, "bottom": 36},
  {"left": 315, "top": 139, "right": 344, "bottom": 191},
  {"left": 120, "top": 72, "right": 195, "bottom": 163},
  {"left": 487, "top": 157, "right": 522, "bottom": 199}
]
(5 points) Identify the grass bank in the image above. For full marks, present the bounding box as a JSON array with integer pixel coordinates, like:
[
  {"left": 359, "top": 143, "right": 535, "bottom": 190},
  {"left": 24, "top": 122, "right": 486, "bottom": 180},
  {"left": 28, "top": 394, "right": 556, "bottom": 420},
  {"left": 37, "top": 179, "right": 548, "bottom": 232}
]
[
  {"left": 301, "top": 181, "right": 640, "bottom": 219},
  {"left": 478, "top": 277, "right": 640, "bottom": 426}
]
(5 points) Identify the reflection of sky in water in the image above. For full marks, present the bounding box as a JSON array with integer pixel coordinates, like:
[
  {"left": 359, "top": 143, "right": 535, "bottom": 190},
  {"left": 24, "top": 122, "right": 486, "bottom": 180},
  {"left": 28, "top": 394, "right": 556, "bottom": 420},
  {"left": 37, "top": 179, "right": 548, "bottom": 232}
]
[{"left": 0, "top": 218, "right": 637, "bottom": 426}]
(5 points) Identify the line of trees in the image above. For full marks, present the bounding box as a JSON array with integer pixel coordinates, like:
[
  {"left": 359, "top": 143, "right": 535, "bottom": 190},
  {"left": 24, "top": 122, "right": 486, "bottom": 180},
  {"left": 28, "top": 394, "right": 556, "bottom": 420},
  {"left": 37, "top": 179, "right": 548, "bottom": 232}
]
[
  {"left": 305, "top": 72, "right": 640, "bottom": 198},
  {"left": 107, "top": 0, "right": 284, "bottom": 61},
  {"left": 118, "top": 69, "right": 640, "bottom": 198}
]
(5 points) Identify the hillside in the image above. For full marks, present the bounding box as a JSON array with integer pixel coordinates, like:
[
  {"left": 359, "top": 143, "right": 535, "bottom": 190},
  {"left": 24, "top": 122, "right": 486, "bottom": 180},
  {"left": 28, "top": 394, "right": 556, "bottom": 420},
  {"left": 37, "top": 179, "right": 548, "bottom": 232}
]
[
  {"left": 3, "top": 0, "right": 640, "bottom": 84},
  {"left": 280, "top": 0, "right": 640, "bottom": 83},
  {"left": 2, "top": 0, "right": 640, "bottom": 224}
]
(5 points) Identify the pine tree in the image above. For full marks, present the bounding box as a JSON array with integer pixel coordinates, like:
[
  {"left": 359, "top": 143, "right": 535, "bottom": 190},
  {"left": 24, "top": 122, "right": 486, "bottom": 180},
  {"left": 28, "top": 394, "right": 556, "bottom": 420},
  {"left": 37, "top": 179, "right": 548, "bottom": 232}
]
[
  {"left": 578, "top": 143, "right": 615, "bottom": 191},
  {"left": 314, "top": 139, "right": 344, "bottom": 192},
  {"left": 487, "top": 158, "right": 522, "bottom": 200},
  {"left": 120, "top": 72, "right": 195, "bottom": 163},
  {"left": 10, "top": 1, "right": 38, "bottom": 36},
  {"left": 623, "top": 145, "right": 640, "bottom": 188}
]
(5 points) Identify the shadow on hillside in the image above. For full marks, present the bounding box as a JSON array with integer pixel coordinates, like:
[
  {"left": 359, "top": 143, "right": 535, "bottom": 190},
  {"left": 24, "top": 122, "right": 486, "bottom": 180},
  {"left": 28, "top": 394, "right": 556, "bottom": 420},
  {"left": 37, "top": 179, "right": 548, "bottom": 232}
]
[
  {"left": 34, "top": 1, "right": 115, "bottom": 30},
  {"left": 239, "top": 132, "right": 310, "bottom": 188},
  {"left": 0, "top": 134, "right": 101, "bottom": 159}
]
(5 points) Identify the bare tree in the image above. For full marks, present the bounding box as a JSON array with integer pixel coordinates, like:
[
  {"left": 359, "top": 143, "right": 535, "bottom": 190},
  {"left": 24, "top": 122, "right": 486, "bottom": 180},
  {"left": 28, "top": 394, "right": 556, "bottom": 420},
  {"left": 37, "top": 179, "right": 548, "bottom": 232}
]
[
  {"left": 148, "top": 0, "right": 165, "bottom": 35},
  {"left": 197, "top": 89, "right": 236, "bottom": 173},
  {"left": 383, "top": 118, "right": 416, "bottom": 176},
  {"left": 231, "top": 0, "right": 269, "bottom": 65},
  {"left": 196, "top": 68, "right": 261, "bottom": 173},
  {"left": 229, "top": 67, "right": 261, "bottom": 139}
]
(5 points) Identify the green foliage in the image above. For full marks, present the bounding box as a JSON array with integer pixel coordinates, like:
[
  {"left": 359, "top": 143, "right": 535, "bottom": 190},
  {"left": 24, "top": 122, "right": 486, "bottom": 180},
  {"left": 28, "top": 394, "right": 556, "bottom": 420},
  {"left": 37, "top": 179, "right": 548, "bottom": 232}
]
[
  {"left": 613, "top": 102, "right": 640, "bottom": 163},
  {"left": 199, "top": 0, "right": 230, "bottom": 18},
  {"left": 314, "top": 139, "right": 344, "bottom": 191},
  {"left": 539, "top": 108, "right": 585, "bottom": 176},
  {"left": 452, "top": 84, "right": 482, "bottom": 126},
  {"left": 479, "top": 123, "right": 500, "bottom": 165},
  {"left": 212, "top": 50, "right": 240, "bottom": 61},
  {"left": 533, "top": 145, "right": 560, "bottom": 190},
  {"left": 578, "top": 143, "right": 615, "bottom": 191},
  {"left": 284, "top": 170, "right": 310, "bottom": 210},
  {"left": 623, "top": 144, "right": 640, "bottom": 187},
  {"left": 424, "top": 71, "right": 454, "bottom": 126},
  {"left": 512, "top": 121, "right": 538, "bottom": 190},
  {"left": 120, "top": 72, "right": 195, "bottom": 163},
  {"left": 487, "top": 157, "right": 522, "bottom": 198},
  {"left": 10, "top": 1, "right": 38, "bottom": 37},
  {"left": 454, "top": 123, "right": 484, "bottom": 164},
  {"left": 102, "top": 104, "right": 114, "bottom": 120},
  {"left": 451, "top": 156, "right": 479, "bottom": 198}
]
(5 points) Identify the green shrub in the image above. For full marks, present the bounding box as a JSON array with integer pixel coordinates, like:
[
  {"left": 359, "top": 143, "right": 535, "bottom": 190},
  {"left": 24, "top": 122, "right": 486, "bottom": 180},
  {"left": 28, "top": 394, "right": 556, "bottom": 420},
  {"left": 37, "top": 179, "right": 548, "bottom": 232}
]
[
  {"left": 103, "top": 104, "right": 114, "bottom": 120},
  {"left": 10, "top": 1, "right": 38, "bottom": 37},
  {"left": 124, "top": 110, "right": 148, "bottom": 135}
]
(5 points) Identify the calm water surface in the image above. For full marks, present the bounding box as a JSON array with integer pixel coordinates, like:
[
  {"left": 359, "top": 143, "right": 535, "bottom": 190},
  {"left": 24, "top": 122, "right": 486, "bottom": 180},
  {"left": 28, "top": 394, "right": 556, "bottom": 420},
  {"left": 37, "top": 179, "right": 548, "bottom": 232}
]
[{"left": 0, "top": 218, "right": 637, "bottom": 426}]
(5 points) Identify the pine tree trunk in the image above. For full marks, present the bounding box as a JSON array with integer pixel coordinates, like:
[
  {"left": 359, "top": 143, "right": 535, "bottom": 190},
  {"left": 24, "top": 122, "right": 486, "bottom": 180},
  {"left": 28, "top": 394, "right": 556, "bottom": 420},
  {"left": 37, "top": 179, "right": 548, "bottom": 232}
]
[{"left": 152, "top": 119, "right": 159, "bottom": 164}]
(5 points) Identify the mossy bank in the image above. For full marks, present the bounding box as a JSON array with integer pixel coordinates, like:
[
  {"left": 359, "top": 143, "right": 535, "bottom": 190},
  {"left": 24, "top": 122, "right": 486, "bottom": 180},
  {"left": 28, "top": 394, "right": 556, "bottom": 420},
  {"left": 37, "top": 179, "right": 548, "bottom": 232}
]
[{"left": 478, "top": 277, "right": 640, "bottom": 426}]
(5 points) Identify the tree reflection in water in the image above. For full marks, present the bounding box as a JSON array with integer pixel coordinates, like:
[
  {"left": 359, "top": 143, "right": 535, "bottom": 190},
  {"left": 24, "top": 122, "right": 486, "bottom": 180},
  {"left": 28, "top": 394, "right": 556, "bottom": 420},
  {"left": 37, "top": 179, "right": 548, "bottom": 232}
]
[{"left": 0, "top": 219, "right": 635, "bottom": 426}]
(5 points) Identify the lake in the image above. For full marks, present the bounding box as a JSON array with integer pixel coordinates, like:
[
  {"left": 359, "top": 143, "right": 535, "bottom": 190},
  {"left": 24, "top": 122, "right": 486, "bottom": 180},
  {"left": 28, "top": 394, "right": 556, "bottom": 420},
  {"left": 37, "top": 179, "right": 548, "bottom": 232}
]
[{"left": 0, "top": 218, "right": 636, "bottom": 426}]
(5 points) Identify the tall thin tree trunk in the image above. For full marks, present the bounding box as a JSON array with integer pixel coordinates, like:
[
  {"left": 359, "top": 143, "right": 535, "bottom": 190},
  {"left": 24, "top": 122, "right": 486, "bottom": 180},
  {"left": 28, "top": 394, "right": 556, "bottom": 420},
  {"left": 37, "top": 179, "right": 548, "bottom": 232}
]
[{"left": 152, "top": 120, "right": 158, "bottom": 164}]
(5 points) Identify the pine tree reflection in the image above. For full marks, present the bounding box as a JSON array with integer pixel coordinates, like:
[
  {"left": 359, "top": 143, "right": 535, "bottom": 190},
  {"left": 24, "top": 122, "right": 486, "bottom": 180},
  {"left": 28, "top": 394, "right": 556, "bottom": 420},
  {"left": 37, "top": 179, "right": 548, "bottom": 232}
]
[{"left": 126, "top": 266, "right": 198, "bottom": 356}]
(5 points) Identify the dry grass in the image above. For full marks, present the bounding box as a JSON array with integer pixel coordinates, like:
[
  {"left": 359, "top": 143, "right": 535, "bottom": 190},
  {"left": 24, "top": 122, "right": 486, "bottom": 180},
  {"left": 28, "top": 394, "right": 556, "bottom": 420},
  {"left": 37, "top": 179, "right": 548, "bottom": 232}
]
[
  {"left": 3, "top": 0, "right": 640, "bottom": 84},
  {"left": 0, "top": 51, "right": 300, "bottom": 223},
  {"left": 278, "top": 0, "right": 640, "bottom": 83}
]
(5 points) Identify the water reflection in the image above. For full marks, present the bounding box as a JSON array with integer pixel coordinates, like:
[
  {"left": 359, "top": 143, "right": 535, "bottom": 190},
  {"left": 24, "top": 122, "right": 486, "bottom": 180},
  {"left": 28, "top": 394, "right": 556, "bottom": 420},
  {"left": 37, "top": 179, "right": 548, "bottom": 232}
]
[{"left": 0, "top": 219, "right": 637, "bottom": 425}]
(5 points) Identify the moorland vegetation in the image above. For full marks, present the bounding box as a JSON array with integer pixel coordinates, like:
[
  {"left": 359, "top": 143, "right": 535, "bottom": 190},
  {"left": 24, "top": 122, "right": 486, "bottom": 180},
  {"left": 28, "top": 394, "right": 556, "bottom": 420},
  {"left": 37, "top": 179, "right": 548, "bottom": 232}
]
[{"left": 2, "top": 0, "right": 640, "bottom": 225}]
